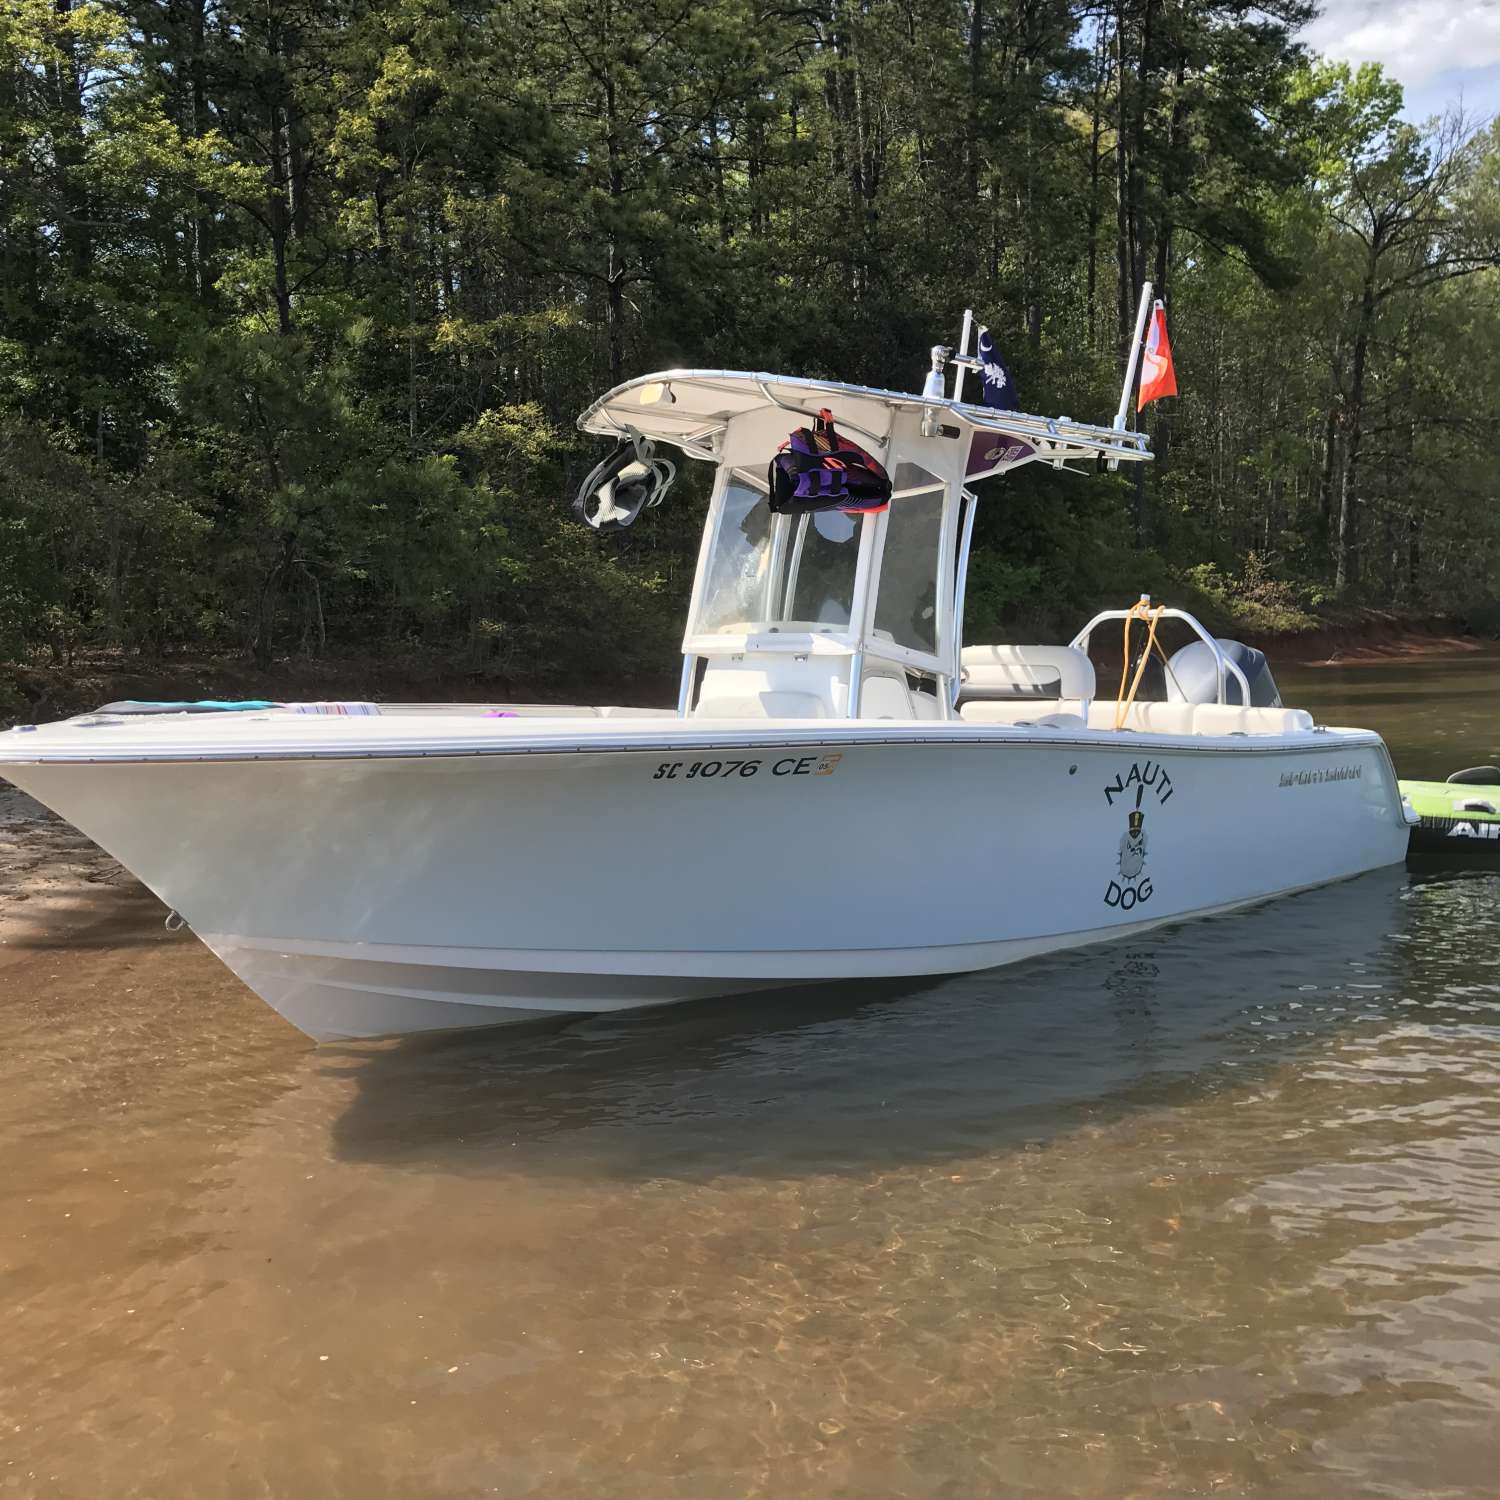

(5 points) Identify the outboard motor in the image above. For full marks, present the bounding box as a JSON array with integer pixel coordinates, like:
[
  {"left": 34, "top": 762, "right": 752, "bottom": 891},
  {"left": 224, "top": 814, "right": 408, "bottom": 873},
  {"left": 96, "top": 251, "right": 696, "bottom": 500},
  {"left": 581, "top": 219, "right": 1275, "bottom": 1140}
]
[{"left": 1164, "top": 638, "right": 1281, "bottom": 707}]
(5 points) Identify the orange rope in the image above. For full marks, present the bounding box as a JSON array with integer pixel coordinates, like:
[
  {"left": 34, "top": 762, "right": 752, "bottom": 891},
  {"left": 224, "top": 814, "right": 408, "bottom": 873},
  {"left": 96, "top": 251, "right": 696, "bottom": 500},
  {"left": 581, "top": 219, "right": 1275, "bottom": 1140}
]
[{"left": 1115, "top": 599, "right": 1166, "bottom": 730}]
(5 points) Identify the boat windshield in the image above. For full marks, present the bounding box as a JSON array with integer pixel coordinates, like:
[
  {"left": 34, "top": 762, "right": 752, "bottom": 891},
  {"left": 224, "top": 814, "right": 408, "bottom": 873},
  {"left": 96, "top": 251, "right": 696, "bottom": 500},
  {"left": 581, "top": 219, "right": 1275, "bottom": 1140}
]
[
  {"left": 695, "top": 474, "right": 862, "bottom": 635},
  {"left": 872, "top": 463, "right": 943, "bottom": 655}
]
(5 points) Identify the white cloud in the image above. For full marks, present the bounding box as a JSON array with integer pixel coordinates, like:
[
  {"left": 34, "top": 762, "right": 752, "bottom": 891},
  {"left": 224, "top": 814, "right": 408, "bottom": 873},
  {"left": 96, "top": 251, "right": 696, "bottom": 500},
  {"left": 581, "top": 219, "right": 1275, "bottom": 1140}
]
[{"left": 1303, "top": 0, "right": 1500, "bottom": 89}]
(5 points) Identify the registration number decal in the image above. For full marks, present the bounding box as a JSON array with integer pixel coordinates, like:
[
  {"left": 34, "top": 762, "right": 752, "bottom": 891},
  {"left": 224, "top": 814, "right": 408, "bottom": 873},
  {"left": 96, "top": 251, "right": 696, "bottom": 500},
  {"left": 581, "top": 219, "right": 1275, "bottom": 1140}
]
[{"left": 652, "top": 753, "right": 843, "bottom": 782}]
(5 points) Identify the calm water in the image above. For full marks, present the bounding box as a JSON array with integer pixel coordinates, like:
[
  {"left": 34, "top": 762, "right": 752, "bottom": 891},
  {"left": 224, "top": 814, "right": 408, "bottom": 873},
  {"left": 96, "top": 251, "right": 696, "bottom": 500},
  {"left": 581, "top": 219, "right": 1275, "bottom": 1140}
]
[{"left": 5, "top": 657, "right": 1500, "bottom": 1498}]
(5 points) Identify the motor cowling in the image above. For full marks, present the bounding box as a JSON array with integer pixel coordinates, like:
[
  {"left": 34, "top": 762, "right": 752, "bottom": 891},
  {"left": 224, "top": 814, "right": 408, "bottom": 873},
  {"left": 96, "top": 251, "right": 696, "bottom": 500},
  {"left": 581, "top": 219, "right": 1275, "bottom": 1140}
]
[{"left": 1163, "top": 638, "right": 1281, "bottom": 707}]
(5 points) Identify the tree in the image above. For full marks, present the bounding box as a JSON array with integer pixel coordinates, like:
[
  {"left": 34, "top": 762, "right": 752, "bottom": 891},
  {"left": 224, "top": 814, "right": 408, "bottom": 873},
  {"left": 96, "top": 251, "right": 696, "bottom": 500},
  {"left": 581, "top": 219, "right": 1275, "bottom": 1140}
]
[{"left": 1307, "top": 68, "right": 1500, "bottom": 592}]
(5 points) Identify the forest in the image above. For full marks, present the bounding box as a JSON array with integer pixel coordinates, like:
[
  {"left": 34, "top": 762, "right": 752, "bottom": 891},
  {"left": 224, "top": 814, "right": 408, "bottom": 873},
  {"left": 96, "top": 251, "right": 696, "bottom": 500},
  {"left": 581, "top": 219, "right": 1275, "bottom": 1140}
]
[{"left": 3, "top": 0, "right": 1500, "bottom": 692}]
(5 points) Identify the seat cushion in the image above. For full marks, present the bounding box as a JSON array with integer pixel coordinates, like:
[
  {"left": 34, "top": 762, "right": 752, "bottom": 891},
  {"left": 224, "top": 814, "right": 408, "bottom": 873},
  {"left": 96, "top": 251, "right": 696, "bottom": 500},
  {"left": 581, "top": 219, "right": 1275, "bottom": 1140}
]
[
  {"left": 1191, "top": 704, "right": 1314, "bottom": 736},
  {"left": 960, "top": 699, "right": 1087, "bottom": 726},
  {"left": 963, "top": 698, "right": 1315, "bottom": 737},
  {"left": 1085, "top": 702, "right": 1198, "bottom": 734}
]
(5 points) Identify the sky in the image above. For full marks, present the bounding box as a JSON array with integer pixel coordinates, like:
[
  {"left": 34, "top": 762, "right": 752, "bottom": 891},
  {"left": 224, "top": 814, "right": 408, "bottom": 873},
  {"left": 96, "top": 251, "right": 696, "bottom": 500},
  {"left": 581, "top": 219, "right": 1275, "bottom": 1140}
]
[{"left": 1301, "top": 0, "right": 1500, "bottom": 124}]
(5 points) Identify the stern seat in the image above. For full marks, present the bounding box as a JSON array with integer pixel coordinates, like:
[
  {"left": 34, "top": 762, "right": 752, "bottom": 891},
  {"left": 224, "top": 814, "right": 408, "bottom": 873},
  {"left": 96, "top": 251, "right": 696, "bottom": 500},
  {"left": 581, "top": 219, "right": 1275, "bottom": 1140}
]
[
  {"left": 960, "top": 699, "right": 1314, "bottom": 735},
  {"left": 958, "top": 643, "right": 1310, "bottom": 734}
]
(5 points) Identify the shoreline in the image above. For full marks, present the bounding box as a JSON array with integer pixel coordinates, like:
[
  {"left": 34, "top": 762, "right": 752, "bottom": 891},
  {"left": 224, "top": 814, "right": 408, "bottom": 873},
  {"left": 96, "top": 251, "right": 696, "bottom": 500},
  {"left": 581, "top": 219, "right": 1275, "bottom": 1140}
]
[
  {"left": 1252, "top": 619, "right": 1493, "bottom": 669},
  {"left": 2, "top": 615, "right": 1491, "bottom": 729},
  {"left": 1283, "top": 633, "right": 1489, "bottom": 668}
]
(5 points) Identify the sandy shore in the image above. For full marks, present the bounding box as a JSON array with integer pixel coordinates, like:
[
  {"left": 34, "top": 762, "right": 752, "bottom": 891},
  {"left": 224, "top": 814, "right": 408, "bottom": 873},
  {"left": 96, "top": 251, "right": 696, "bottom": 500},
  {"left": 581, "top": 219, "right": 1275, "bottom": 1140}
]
[
  {"left": 0, "top": 780, "right": 145, "bottom": 955},
  {"left": 1292, "top": 631, "right": 1491, "bottom": 667}
]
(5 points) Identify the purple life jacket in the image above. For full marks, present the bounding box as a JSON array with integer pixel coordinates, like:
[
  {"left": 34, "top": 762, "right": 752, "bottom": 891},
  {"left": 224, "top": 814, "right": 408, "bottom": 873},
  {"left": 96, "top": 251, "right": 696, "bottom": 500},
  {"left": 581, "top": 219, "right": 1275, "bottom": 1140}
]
[{"left": 768, "top": 410, "right": 891, "bottom": 514}]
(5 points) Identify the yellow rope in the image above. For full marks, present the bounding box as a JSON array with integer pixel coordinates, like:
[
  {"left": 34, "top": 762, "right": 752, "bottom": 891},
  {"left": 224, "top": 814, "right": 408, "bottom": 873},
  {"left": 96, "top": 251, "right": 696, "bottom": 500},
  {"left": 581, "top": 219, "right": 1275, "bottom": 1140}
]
[{"left": 1114, "top": 598, "right": 1166, "bottom": 730}]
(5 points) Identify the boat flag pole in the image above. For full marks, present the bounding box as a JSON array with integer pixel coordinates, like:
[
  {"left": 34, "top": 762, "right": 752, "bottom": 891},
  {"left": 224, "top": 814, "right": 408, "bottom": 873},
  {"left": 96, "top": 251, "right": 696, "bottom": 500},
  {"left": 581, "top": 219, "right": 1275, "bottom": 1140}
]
[
  {"left": 1114, "top": 280, "right": 1153, "bottom": 432},
  {"left": 952, "top": 309, "right": 975, "bottom": 405}
]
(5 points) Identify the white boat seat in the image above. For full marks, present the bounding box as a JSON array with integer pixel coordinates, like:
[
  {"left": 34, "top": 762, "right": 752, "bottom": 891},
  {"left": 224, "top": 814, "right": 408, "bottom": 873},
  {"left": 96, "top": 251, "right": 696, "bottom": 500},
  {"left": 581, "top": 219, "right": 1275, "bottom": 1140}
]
[
  {"left": 1097, "top": 701, "right": 1198, "bottom": 735},
  {"left": 1190, "top": 704, "right": 1314, "bottom": 735},
  {"left": 960, "top": 699, "right": 1314, "bottom": 736},
  {"left": 959, "top": 644, "right": 1096, "bottom": 700},
  {"left": 1097, "top": 702, "right": 1313, "bottom": 735},
  {"left": 961, "top": 698, "right": 1088, "bottom": 725}
]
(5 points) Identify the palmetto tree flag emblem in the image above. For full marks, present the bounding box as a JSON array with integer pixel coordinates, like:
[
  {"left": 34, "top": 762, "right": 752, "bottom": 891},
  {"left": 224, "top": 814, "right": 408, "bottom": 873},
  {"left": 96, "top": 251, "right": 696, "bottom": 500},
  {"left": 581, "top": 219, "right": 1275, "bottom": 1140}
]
[
  {"left": 1138, "top": 300, "right": 1178, "bottom": 409},
  {"left": 976, "top": 328, "right": 1015, "bottom": 411}
]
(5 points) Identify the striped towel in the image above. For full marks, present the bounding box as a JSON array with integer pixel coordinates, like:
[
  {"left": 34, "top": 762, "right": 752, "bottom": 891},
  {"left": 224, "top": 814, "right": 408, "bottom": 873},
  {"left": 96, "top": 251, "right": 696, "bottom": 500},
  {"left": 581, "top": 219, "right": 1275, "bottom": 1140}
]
[{"left": 285, "top": 701, "right": 383, "bottom": 716}]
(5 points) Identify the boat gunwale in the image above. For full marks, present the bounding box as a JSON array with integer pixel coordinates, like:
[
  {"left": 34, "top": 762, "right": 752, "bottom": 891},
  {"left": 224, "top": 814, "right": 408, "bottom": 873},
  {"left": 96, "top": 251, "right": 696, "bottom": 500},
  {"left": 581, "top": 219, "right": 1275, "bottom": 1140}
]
[{"left": 0, "top": 720, "right": 1391, "bottom": 767}]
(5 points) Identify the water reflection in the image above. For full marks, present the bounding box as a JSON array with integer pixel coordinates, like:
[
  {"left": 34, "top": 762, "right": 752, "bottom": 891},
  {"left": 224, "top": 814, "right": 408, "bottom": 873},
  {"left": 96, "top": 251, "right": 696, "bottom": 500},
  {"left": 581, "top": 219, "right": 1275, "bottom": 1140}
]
[
  {"left": 1280, "top": 654, "right": 1500, "bottom": 782},
  {"left": 328, "top": 870, "right": 1414, "bottom": 1181}
]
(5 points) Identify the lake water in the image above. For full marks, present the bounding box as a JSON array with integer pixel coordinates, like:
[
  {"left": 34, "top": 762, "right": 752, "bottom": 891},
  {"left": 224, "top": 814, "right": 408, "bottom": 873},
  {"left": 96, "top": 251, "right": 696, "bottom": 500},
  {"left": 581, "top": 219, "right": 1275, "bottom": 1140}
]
[{"left": 4, "top": 656, "right": 1500, "bottom": 1497}]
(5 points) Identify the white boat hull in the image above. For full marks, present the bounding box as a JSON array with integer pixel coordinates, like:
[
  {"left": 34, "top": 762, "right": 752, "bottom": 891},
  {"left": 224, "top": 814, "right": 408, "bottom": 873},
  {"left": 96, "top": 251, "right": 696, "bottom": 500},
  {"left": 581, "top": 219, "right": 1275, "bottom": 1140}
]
[{"left": 2, "top": 725, "right": 1409, "bottom": 1040}]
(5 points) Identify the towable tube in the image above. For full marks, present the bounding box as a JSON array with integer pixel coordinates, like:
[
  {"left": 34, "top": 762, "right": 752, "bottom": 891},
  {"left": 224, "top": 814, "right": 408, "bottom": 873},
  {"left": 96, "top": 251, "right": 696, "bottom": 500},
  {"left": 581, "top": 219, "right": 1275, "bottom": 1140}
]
[{"left": 1402, "top": 775, "right": 1500, "bottom": 859}]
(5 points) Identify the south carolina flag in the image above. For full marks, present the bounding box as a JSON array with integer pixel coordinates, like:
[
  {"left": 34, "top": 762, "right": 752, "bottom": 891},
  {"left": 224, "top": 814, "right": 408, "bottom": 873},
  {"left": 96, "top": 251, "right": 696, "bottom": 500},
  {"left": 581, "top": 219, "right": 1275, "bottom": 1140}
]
[
  {"left": 1137, "top": 300, "right": 1177, "bottom": 410},
  {"left": 975, "top": 327, "right": 1016, "bottom": 411}
]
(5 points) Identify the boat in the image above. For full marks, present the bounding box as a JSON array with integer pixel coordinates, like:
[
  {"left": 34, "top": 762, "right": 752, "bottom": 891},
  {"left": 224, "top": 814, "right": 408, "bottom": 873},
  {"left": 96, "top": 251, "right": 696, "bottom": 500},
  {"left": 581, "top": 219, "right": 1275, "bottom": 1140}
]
[
  {"left": 0, "top": 346, "right": 1415, "bottom": 1041},
  {"left": 1401, "top": 768, "right": 1500, "bottom": 858}
]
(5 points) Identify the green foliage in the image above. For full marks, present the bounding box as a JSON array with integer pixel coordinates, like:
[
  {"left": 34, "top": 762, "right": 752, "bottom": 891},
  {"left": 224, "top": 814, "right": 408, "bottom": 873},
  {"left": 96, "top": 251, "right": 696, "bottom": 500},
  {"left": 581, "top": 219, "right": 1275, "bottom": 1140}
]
[
  {"left": 0, "top": 417, "right": 210, "bottom": 659},
  {"left": 0, "top": 0, "right": 1497, "bottom": 685},
  {"left": 1182, "top": 557, "right": 1319, "bottom": 634}
]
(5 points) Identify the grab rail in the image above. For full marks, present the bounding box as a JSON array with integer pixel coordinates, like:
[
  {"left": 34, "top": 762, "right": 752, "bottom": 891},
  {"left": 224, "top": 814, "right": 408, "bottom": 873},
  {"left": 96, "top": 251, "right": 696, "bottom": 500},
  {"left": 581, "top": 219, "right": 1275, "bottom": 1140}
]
[
  {"left": 1068, "top": 603, "right": 1251, "bottom": 707},
  {"left": 949, "top": 489, "right": 978, "bottom": 708}
]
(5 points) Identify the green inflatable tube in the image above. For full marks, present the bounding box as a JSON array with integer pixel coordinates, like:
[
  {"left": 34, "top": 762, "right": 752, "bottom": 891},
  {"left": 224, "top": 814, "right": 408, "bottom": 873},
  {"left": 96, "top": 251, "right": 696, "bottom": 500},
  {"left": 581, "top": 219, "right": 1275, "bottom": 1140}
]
[{"left": 1402, "top": 771, "right": 1500, "bottom": 858}]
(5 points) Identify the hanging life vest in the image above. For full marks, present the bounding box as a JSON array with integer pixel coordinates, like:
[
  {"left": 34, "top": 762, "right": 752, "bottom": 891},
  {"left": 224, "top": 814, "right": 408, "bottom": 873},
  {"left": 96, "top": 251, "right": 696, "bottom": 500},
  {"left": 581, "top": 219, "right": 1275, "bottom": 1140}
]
[
  {"left": 572, "top": 427, "right": 677, "bottom": 532},
  {"left": 767, "top": 410, "right": 892, "bottom": 515}
]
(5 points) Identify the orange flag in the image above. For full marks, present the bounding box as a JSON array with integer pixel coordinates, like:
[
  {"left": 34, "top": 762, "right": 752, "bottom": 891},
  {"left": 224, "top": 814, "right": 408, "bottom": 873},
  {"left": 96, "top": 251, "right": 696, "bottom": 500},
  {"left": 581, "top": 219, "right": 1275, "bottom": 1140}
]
[{"left": 1137, "top": 300, "right": 1177, "bottom": 410}]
